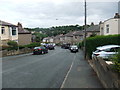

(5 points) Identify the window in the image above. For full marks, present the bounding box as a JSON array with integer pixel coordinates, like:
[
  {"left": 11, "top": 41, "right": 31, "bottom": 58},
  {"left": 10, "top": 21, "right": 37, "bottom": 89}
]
[
  {"left": 106, "top": 24, "right": 109, "bottom": 33},
  {"left": 12, "top": 27, "right": 16, "bottom": 35},
  {"left": 1, "top": 27, "right": 5, "bottom": 34},
  {"left": 104, "top": 47, "right": 120, "bottom": 52}
]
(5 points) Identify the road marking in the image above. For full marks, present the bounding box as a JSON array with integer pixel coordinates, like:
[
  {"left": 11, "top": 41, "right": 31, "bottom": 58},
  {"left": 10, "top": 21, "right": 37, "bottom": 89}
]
[{"left": 60, "top": 54, "right": 76, "bottom": 89}]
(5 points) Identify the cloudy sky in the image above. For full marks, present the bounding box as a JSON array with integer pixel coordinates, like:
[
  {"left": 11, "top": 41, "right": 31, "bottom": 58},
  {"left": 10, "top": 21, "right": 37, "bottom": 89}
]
[{"left": 0, "top": 0, "right": 119, "bottom": 28}]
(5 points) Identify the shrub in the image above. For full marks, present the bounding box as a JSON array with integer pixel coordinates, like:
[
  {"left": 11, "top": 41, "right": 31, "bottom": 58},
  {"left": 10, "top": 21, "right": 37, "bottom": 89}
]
[
  {"left": 110, "top": 50, "right": 120, "bottom": 73},
  {"left": 19, "top": 45, "right": 26, "bottom": 49},
  {"left": 7, "top": 41, "right": 18, "bottom": 50},
  {"left": 1, "top": 45, "right": 9, "bottom": 50},
  {"left": 79, "top": 34, "right": 120, "bottom": 59},
  {"left": 25, "top": 42, "right": 41, "bottom": 49}
]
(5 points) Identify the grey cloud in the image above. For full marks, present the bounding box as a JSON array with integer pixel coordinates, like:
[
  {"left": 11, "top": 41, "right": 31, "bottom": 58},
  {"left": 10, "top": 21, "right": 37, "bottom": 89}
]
[{"left": 0, "top": 1, "right": 118, "bottom": 28}]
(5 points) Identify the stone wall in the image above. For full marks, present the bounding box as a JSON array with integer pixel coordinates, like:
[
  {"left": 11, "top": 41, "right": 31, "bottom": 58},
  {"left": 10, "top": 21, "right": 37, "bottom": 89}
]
[
  {"left": 18, "top": 34, "right": 32, "bottom": 45},
  {"left": 89, "top": 57, "right": 120, "bottom": 88},
  {"left": 1, "top": 48, "right": 32, "bottom": 57}
]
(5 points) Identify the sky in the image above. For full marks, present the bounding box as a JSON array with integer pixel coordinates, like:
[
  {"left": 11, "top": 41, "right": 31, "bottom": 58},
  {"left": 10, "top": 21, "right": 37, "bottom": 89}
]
[{"left": 0, "top": 0, "right": 119, "bottom": 28}]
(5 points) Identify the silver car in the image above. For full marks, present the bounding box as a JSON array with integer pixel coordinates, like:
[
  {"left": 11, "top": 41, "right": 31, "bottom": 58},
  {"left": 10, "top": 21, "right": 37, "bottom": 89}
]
[{"left": 92, "top": 45, "right": 120, "bottom": 60}]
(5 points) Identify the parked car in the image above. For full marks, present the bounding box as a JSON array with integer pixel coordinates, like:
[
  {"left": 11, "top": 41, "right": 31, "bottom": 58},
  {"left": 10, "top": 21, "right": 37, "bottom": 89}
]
[
  {"left": 92, "top": 45, "right": 120, "bottom": 60},
  {"left": 61, "top": 43, "right": 70, "bottom": 49},
  {"left": 33, "top": 46, "right": 48, "bottom": 55},
  {"left": 47, "top": 45, "right": 55, "bottom": 50},
  {"left": 70, "top": 45, "right": 79, "bottom": 52}
]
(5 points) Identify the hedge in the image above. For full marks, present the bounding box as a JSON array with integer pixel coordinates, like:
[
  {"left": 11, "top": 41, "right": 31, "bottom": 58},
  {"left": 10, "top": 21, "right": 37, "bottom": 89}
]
[
  {"left": 20, "top": 42, "right": 41, "bottom": 49},
  {"left": 80, "top": 34, "right": 120, "bottom": 59}
]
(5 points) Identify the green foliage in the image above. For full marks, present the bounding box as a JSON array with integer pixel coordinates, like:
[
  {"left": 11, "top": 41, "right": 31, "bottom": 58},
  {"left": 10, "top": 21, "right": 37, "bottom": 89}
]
[
  {"left": 25, "top": 42, "right": 41, "bottom": 49},
  {"left": 7, "top": 41, "right": 18, "bottom": 50},
  {"left": 90, "top": 33, "right": 97, "bottom": 37},
  {"left": 19, "top": 45, "right": 26, "bottom": 49},
  {"left": 25, "top": 25, "right": 88, "bottom": 37},
  {"left": 33, "top": 32, "right": 48, "bottom": 42},
  {"left": 19, "top": 42, "right": 41, "bottom": 49},
  {"left": 79, "top": 34, "right": 120, "bottom": 59},
  {"left": 1, "top": 45, "right": 9, "bottom": 50},
  {"left": 110, "top": 50, "right": 120, "bottom": 73}
]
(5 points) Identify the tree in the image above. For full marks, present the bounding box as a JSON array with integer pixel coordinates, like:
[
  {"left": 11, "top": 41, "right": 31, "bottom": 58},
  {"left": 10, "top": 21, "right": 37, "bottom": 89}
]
[{"left": 33, "top": 33, "right": 48, "bottom": 42}]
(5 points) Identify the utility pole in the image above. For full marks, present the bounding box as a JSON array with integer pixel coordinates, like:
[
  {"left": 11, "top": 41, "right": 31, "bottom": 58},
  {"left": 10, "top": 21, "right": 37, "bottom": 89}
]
[{"left": 84, "top": 0, "right": 87, "bottom": 59}]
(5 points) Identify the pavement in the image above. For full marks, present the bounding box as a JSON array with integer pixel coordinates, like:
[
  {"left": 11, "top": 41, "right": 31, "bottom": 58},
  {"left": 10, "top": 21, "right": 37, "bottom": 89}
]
[
  {"left": 2, "top": 47, "right": 103, "bottom": 88},
  {"left": 61, "top": 50, "right": 103, "bottom": 88}
]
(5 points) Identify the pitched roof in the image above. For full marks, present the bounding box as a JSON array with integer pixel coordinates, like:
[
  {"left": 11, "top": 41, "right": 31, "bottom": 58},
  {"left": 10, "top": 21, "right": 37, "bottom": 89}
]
[
  {"left": 85, "top": 25, "right": 100, "bottom": 32},
  {"left": 72, "top": 31, "right": 83, "bottom": 36},
  {"left": 18, "top": 22, "right": 31, "bottom": 34},
  {"left": 65, "top": 31, "right": 83, "bottom": 37},
  {"left": 65, "top": 32, "right": 73, "bottom": 37},
  {"left": 0, "top": 20, "right": 17, "bottom": 27}
]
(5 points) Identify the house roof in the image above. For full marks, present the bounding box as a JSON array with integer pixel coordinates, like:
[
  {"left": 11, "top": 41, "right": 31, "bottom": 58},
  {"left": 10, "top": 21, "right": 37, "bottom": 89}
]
[
  {"left": 65, "top": 32, "right": 74, "bottom": 37},
  {"left": 54, "top": 34, "right": 64, "bottom": 39},
  {"left": 0, "top": 20, "right": 17, "bottom": 27},
  {"left": 18, "top": 22, "right": 31, "bottom": 34},
  {"left": 72, "top": 31, "right": 83, "bottom": 36},
  {"left": 85, "top": 25, "right": 100, "bottom": 32},
  {"left": 65, "top": 31, "right": 83, "bottom": 37}
]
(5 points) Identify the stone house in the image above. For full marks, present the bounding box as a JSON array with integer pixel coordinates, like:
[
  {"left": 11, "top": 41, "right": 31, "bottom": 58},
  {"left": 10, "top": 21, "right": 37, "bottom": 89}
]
[
  {"left": 42, "top": 37, "right": 54, "bottom": 43},
  {"left": 0, "top": 20, "right": 18, "bottom": 46},
  {"left": 83, "top": 23, "right": 100, "bottom": 37},
  {"left": 18, "top": 22, "right": 32, "bottom": 45},
  {"left": 53, "top": 31, "right": 83, "bottom": 45},
  {"left": 53, "top": 34, "right": 64, "bottom": 44}
]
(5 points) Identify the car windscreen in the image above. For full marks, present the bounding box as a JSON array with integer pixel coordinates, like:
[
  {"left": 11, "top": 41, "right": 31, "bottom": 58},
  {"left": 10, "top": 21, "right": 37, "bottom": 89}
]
[
  {"left": 34, "top": 47, "right": 41, "bottom": 49},
  {"left": 71, "top": 46, "right": 78, "bottom": 49},
  {"left": 94, "top": 49, "right": 102, "bottom": 53},
  {"left": 104, "top": 47, "right": 120, "bottom": 52}
]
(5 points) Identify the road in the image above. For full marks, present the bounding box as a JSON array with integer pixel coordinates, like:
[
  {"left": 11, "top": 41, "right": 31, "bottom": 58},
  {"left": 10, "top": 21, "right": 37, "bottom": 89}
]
[{"left": 2, "top": 47, "right": 103, "bottom": 88}]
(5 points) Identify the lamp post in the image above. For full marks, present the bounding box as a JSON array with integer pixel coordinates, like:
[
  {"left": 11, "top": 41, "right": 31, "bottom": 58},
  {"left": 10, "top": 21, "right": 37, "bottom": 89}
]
[{"left": 84, "top": 0, "right": 87, "bottom": 59}]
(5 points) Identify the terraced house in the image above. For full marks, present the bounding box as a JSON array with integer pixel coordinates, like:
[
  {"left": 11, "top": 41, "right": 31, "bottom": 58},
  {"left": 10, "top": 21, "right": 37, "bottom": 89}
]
[{"left": 0, "top": 20, "right": 18, "bottom": 46}]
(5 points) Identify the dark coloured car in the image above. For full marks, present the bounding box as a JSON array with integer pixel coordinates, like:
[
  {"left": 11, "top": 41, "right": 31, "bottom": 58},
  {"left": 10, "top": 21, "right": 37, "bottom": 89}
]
[
  {"left": 47, "top": 45, "right": 55, "bottom": 50},
  {"left": 61, "top": 43, "right": 70, "bottom": 49},
  {"left": 70, "top": 45, "right": 79, "bottom": 53},
  {"left": 33, "top": 46, "right": 48, "bottom": 55}
]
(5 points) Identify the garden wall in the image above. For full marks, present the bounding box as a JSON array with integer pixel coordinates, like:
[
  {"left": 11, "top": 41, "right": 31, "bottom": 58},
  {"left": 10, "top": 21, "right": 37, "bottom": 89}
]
[
  {"left": 1, "top": 48, "right": 32, "bottom": 57},
  {"left": 89, "top": 57, "right": 120, "bottom": 88}
]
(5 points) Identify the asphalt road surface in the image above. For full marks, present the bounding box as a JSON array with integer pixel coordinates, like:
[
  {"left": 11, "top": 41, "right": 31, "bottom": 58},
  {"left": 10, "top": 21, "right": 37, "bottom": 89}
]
[{"left": 2, "top": 47, "right": 103, "bottom": 88}]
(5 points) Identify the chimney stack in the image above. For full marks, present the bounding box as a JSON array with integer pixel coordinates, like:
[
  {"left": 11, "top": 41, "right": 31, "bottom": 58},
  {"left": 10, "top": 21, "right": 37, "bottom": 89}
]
[
  {"left": 91, "top": 22, "right": 94, "bottom": 26},
  {"left": 114, "top": 13, "right": 120, "bottom": 18}
]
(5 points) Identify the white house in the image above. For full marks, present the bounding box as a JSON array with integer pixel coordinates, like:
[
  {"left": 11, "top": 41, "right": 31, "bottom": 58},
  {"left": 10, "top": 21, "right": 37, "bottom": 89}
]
[
  {"left": 42, "top": 37, "right": 54, "bottom": 43},
  {"left": 0, "top": 20, "right": 18, "bottom": 46},
  {"left": 100, "top": 13, "right": 120, "bottom": 35}
]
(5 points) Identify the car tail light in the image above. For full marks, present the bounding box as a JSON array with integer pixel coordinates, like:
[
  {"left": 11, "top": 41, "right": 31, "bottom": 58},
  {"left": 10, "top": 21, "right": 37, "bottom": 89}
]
[
  {"left": 38, "top": 49, "right": 42, "bottom": 50},
  {"left": 95, "top": 54, "right": 100, "bottom": 56}
]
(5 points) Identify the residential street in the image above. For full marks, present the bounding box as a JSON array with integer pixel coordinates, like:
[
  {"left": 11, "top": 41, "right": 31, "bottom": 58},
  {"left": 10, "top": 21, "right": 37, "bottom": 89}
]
[{"left": 2, "top": 47, "right": 103, "bottom": 88}]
